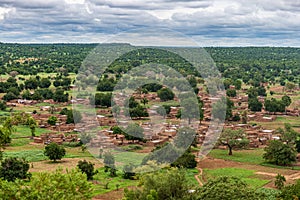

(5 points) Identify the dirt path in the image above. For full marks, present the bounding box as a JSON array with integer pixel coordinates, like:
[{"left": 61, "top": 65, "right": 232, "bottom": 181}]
[
  {"left": 256, "top": 171, "right": 300, "bottom": 181},
  {"left": 194, "top": 156, "right": 204, "bottom": 186},
  {"left": 195, "top": 167, "right": 203, "bottom": 186}
]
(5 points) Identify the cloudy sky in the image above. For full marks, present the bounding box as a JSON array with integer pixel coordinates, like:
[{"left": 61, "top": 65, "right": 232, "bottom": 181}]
[{"left": 0, "top": 0, "right": 300, "bottom": 46}]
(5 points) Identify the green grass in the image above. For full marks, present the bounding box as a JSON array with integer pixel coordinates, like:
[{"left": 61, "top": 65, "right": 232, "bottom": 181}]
[
  {"left": 10, "top": 138, "right": 31, "bottom": 147},
  {"left": 204, "top": 167, "right": 269, "bottom": 189},
  {"left": 92, "top": 167, "right": 138, "bottom": 196},
  {"left": 12, "top": 125, "right": 52, "bottom": 138},
  {"left": 3, "top": 149, "right": 47, "bottom": 162},
  {"left": 3, "top": 147, "right": 93, "bottom": 162},
  {"left": 92, "top": 167, "right": 200, "bottom": 196},
  {"left": 209, "top": 149, "right": 265, "bottom": 165},
  {"left": 185, "top": 168, "right": 200, "bottom": 187},
  {"left": 113, "top": 151, "right": 147, "bottom": 169},
  {"left": 209, "top": 149, "right": 300, "bottom": 170}
]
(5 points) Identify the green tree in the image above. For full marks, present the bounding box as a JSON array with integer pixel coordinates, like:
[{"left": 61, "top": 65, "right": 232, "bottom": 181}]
[
  {"left": 24, "top": 77, "right": 38, "bottom": 90},
  {"left": 142, "top": 83, "right": 162, "bottom": 92},
  {"left": 112, "top": 105, "right": 120, "bottom": 117},
  {"left": 0, "top": 157, "right": 31, "bottom": 182},
  {"left": 123, "top": 163, "right": 136, "bottom": 180},
  {"left": 281, "top": 95, "right": 292, "bottom": 107},
  {"left": 234, "top": 79, "right": 242, "bottom": 90},
  {"left": 156, "top": 106, "right": 167, "bottom": 118},
  {"left": 180, "top": 97, "right": 203, "bottom": 124},
  {"left": 92, "top": 92, "right": 112, "bottom": 107},
  {"left": 39, "top": 77, "right": 51, "bottom": 88},
  {"left": 198, "top": 176, "right": 266, "bottom": 200},
  {"left": 77, "top": 160, "right": 97, "bottom": 180},
  {"left": 285, "top": 82, "right": 296, "bottom": 91},
  {"left": 103, "top": 151, "right": 115, "bottom": 169},
  {"left": 0, "top": 120, "right": 14, "bottom": 158},
  {"left": 263, "top": 140, "right": 296, "bottom": 166},
  {"left": 0, "top": 101, "right": 7, "bottom": 111},
  {"left": 157, "top": 88, "right": 174, "bottom": 101},
  {"left": 141, "top": 98, "right": 149, "bottom": 106},
  {"left": 47, "top": 116, "right": 58, "bottom": 126},
  {"left": 248, "top": 97, "right": 262, "bottom": 112},
  {"left": 241, "top": 110, "right": 247, "bottom": 124},
  {"left": 171, "top": 150, "right": 197, "bottom": 169},
  {"left": 66, "top": 109, "right": 82, "bottom": 124},
  {"left": 124, "top": 123, "right": 145, "bottom": 142},
  {"left": 3, "top": 92, "right": 18, "bottom": 101},
  {"left": 53, "top": 88, "right": 68, "bottom": 102},
  {"left": 218, "top": 129, "right": 249, "bottom": 155},
  {"left": 275, "top": 174, "right": 286, "bottom": 190},
  {"left": 247, "top": 87, "right": 258, "bottom": 99},
  {"left": 103, "top": 151, "right": 117, "bottom": 177},
  {"left": 277, "top": 123, "right": 298, "bottom": 145},
  {"left": 278, "top": 179, "right": 300, "bottom": 199},
  {"left": 19, "top": 169, "right": 93, "bottom": 200},
  {"left": 265, "top": 98, "right": 286, "bottom": 113},
  {"left": 226, "top": 89, "right": 237, "bottom": 97},
  {"left": 27, "top": 117, "right": 37, "bottom": 137},
  {"left": 44, "top": 142, "right": 66, "bottom": 162},
  {"left": 173, "top": 127, "right": 196, "bottom": 149},
  {"left": 127, "top": 105, "right": 149, "bottom": 119},
  {"left": 123, "top": 168, "right": 194, "bottom": 200},
  {"left": 212, "top": 97, "right": 233, "bottom": 120}
]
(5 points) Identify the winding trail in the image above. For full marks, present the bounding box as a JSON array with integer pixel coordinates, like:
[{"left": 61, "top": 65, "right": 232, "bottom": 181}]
[
  {"left": 195, "top": 156, "right": 204, "bottom": 186},
  {"left": 194, "top": 167, "right": 203, "bottom": 186}
]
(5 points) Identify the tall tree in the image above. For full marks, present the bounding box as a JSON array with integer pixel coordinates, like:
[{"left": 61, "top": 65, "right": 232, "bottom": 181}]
[{"left": 218, "top": 129, "right": 249, "bottom": 155}]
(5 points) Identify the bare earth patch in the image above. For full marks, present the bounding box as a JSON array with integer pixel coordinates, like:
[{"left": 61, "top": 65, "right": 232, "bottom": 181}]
[
  {"left": 199, "top": 157, "right": 300, "bottom": 188},
  {"left": 93, "top": 187, "right": 137, "bottom": 200},
  {"left": 29, "top": 157, "right": 103, "bottom": 173}
]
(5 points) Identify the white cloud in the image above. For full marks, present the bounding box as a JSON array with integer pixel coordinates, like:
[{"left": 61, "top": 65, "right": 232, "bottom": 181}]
[
  {"left": 0, "top": 0, "right": 299, "bottom": 46},
  {"left": 0, "top": 7, "right": 12, "bottom": 20}
]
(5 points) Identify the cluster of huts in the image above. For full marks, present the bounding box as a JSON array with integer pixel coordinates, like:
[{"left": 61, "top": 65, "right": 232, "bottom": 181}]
[{"left": 13, "top": 88, "right": 297, "bottom": 150}]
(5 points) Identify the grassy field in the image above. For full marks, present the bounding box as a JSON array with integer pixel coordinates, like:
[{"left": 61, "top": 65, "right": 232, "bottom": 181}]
[
  {"left": 12, "top": 125, "right": 53, "bottom": 138},
  {"left": 209, "top": 149, "right": 265, "bottom": 165},
  {"left": 92, "top": 167, "right": 138, "bottom": 196},
  {"left": 91, "top": 167, "right": 200, "bottom": 196},
  {"left": 209, "top": 149, "right": 300, "bottom": 170},
  {"left": 3, "top": 146, "right": 93, "bottom": 162},
  {"left": 203, "top": 167, "right": 269, "bottom": 189}
]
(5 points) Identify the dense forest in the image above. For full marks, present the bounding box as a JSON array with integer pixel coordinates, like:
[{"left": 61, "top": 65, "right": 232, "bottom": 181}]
[{"left": 0, "top": 43, "right": 299, "bottom": 86}]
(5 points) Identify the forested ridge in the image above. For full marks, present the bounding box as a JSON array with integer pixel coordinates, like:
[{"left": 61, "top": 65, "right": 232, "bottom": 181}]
[{"left": 1, "top": 43, "right": 300, "bottom": 85}]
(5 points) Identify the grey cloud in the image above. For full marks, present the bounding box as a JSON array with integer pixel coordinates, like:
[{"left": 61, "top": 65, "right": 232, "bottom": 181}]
[{"left": 0, "top": 0, "right": 300, "bottom": 46}]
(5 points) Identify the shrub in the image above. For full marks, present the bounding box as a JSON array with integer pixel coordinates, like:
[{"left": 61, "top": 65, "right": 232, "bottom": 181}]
[
  {"left": 47, "top": 116, "right": 58, "bottom": 126},
  {"left": 0, "top": 157, "right": 31, "bottom": 182},
  {"left": 77, "top": 160, "right": 97, "bottom": 180},
  {"left": 44, "top": 142, "right": 66, "bottom": 162}
]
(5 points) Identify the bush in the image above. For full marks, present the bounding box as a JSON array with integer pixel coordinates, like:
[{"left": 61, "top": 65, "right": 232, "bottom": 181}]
[
  {"left": 47, "top": 116, "right": 58, "bottom": 126},
  {"left": 0, "top": 101, "right": 7, "bottom": 111},
  {"left": 263, "top": 140, "right": 297, "bottom": 166},
  {"left": 157, "top": 88, "right": 174, "bottom": 101},
  {"left": 123, "top": 163, "right": 136, "bottom": 180},
  {"left": 3, "top": 92, "right": 17, "bottom": 101},
  {"left": 198, "top": 176, "right": 267, "bottom": 200},
  {"left": 226, "top": 89, "right": 237, "bottom": 97},
  {"left": 67, "top": 109, "right": 82, "bottom": 124},
  {"left": 171, "top": 151, "right": 197, "bottom": 169},
  {"left": 121, "top": 145, "right": 143, "bottom": 152},
  {"left": 44, "top": 142, "right": 66, "bottom": 162},
  {"left": 232, "top": 114, "right": 241, "bottom": 121},
  {"left": 0, "top": 157, "right": 31, "bottom": 182},
  {"left": 0, "top": 169, "right": 94, "bottom": 199}
]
